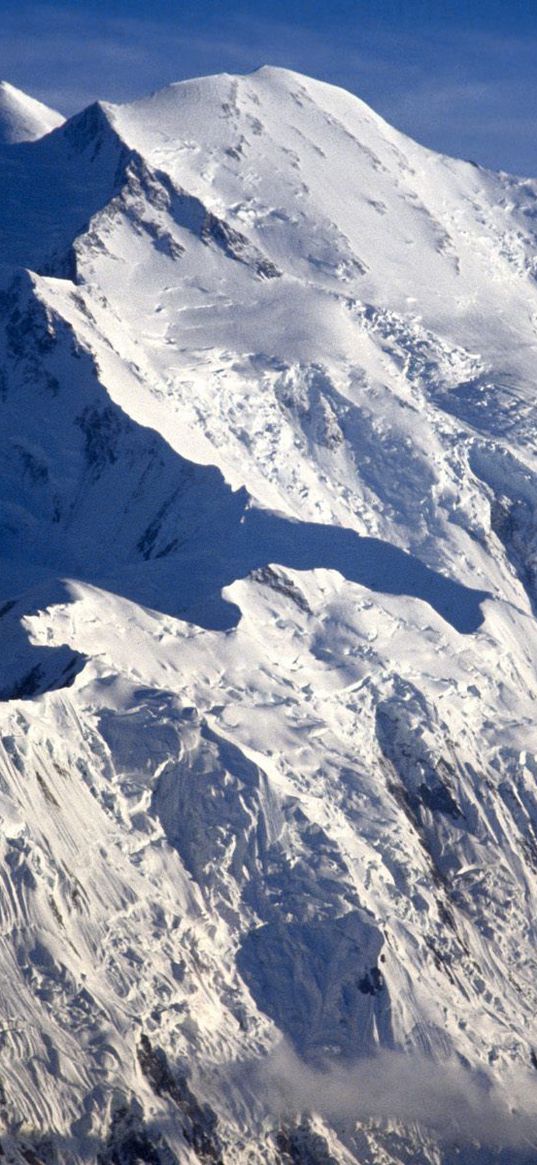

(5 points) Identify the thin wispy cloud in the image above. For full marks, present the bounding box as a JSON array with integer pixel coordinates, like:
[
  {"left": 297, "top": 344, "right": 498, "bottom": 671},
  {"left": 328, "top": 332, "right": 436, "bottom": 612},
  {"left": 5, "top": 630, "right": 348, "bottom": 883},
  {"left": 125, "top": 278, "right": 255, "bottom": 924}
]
[{"left": 250, "top": 1041, "right": 537, "bottom": 1150}]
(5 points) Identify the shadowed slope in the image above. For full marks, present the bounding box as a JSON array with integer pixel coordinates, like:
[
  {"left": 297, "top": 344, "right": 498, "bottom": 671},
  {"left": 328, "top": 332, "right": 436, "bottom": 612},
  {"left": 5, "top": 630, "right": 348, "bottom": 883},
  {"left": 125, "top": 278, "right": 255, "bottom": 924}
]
[{"left": 0, "top": 274, "right": 487, "bottom": 697}]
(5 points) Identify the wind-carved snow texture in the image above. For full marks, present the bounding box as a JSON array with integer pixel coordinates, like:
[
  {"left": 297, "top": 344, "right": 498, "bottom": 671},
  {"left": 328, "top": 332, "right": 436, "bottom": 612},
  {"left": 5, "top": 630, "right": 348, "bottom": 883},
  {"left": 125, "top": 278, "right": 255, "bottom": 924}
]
[{"left": 2, "top": 65, "right": 537, "bottom": 1165}]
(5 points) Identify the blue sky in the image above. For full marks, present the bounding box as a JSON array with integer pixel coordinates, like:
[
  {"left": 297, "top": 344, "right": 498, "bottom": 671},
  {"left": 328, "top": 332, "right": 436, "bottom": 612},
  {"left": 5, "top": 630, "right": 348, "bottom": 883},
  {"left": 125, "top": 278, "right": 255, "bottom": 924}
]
[{"left": 3, "top": 0, "right": 537, "bottom": 174}]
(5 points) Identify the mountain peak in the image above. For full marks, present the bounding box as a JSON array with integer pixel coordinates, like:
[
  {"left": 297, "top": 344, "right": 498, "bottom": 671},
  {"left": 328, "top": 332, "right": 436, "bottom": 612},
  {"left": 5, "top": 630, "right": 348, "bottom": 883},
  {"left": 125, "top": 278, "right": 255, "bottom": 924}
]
[
  {"left": 115, "top": 63, "right": 378, "bottom": 122},
  {"left": 0, "top": 80, "right": 64, "bottom": 144},
  {"left": 1, "top": 64, "right": 537, "bottom": 1165}
]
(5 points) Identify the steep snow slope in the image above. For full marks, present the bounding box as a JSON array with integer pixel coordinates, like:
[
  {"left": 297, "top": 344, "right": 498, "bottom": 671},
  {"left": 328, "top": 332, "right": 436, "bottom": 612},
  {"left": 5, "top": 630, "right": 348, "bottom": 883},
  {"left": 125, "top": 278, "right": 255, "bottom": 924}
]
[
  {"left": 2, "top": 68, "right": 537, "bottom": 1165},
  {"left": 0, "top": 81, "right": 64, "bottom": 143}
]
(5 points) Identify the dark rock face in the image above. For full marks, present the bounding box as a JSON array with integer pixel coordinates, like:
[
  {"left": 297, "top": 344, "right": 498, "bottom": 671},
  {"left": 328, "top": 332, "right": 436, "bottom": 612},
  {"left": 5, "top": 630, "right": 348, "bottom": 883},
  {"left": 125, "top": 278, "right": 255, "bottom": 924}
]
[
  {"left": 97, "top": 1098, "right": 178, "bottom": 1165},
  {"left": 276, "top": 1123, "right": 339, "bottom": 1165},
  {"left": 357, "top": 966, "right": 385, "bottom": 996},
  {"left": 200, "top": 210, "right": 281, "bottom": 278},
  {"left": 418, "top": 781, "right": 462, "bottom": 820},
  {"left": 137, "top": 1035, "right": 224, "bottom": 1164},
  {"left": 489, "top": 492, "right": 537, "bottom": 613}
]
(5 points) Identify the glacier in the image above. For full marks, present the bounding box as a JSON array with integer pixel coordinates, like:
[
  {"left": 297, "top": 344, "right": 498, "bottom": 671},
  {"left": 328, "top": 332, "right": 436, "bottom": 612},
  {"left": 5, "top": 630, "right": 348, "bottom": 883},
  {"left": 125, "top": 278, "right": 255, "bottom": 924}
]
[{"left": 0, "top": 66, "right": 537, "bottom": 1163}]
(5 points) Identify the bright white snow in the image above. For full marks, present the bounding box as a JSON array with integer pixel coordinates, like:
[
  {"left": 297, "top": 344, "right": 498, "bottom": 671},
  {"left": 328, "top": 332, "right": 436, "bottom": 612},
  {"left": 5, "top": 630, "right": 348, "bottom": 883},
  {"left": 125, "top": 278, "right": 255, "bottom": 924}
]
[
  {"left": 0, "top": 81, "right": 64, "bottom": 144},
  {"left": 0, "top": 66, "right": 537, "bottom": 1165}
]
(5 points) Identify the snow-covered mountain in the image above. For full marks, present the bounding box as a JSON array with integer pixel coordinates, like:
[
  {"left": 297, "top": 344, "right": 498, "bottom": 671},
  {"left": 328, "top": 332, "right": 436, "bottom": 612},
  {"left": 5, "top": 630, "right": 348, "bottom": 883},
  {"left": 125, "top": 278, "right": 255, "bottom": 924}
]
[
  {"left": 2, "top": 65, "right": 537, "bottom": 1164},
  {"left": 0, "top": 82, "right": 64, "bottom": 144}
]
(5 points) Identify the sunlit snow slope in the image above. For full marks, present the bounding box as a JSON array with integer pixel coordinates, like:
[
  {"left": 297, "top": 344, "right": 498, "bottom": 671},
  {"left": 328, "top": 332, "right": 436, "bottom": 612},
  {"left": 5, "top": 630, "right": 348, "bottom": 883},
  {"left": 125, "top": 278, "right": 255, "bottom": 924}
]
[
  {"left": 1, "top": 66, "right": 537, "bottom": 1165},
  {"left": 0, "top": 82, "right": 64, "bottom": 144}
]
